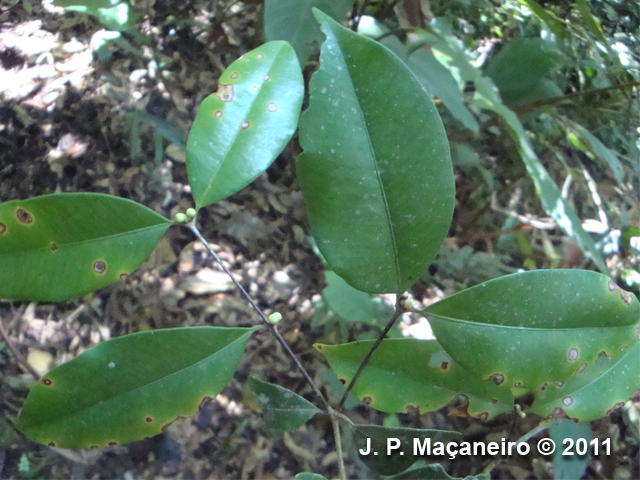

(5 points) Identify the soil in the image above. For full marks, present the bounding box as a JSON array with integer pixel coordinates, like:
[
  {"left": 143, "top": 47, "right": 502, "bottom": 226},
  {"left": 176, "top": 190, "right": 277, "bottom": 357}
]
[{"left": 0, "top": 1, "right": 638, "bottom": 479}]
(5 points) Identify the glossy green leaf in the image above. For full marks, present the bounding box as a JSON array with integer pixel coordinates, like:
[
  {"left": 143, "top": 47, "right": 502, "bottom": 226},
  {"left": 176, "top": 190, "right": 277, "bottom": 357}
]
[
  {"left": 530, "top": 342, "right": 640, "bottom": 421},
  {"left": 315, "top": 339, "right": 513, "bottom": 419},
  {"left": 0, "top": 193, "right": 170, "bottom": 302},
  {"left": 264, "top": 0, "right": 352, "bottom": 63},
  {"left": 297, "top": 11, "right": 455, "bottom": 294},
  {"left": 565, "top": 119, "right": 623, "bottom": 184},
  {"left": 357, "top": 16, "right": 478, "bottom": 133},
  {"left": 17, "top": 326, "right": 258, "bottom": 449},
  {"left": 550, "top": 419, "right": 591, "bottom": 479},
  {"left": 247, "top": 377, "right": 322, "bottom": 433},
  {"left": 414, "top": 21, "right": 608, "bottom": 273},
  {"left": 186, "top": 41, "right": 304, "bottom": 209},
  {"left": 484, "top": 38, "right": 566, "bottom": 108},
  {"left": 425, "top": 270, "right": 640, "bottom": 393},
  {"left": 352, "top": 424, "right": 459, "bottom": 475}
]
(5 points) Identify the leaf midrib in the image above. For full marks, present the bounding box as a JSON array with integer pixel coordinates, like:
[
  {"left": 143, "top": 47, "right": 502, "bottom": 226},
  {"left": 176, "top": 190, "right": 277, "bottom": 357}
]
[{"left": 326, "top": 26, "right": 402, "bottom": 292}]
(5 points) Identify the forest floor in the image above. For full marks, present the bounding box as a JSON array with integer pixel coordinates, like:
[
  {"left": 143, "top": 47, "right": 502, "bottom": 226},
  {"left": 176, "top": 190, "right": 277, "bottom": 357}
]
[{"left": 0, "top": 0, "right": 638, "bottom": 479}]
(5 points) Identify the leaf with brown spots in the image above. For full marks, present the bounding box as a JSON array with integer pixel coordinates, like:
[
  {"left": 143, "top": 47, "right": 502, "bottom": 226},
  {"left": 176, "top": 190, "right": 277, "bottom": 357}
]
[
  {"left": 315, "top": 338, "right": 513, "bottom": 419},
  {"left": 17, "top": 326, "right": 259, "bottom": 449},
  {"left": 0, "top": 193, "right": 170, "bottom": 302},
  {"left": 425, "top": 270, "right": 640, "bottom": 393},
  {"left": 186, "top": 41, "right": 303, "bottom": 210}
]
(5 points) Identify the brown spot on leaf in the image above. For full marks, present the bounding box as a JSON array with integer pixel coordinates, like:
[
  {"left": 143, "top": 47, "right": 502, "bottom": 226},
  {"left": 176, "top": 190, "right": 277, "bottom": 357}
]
[
  {"left": 42, "top": 378, "right": 52, "bottom": 386},
  {"left": 50, "top": 243, "right": 57, "bottom": 252},
  {"left": 230, "top": 72, "right": 239, "bottom": 79},
  {"left": 214, "top": 110, "right": 223, "bottom": 118},
  {"left": 119, "top": 272, "right": 128, "bottom": 280},
  {"left": 216, "top": 84, "right": 234, "bottom": 102},
  {"left": 338, "top": 378, "right": 346, "bottom": 385},
  {"left": 608, "top": 280, "right": 616, "bottom": 291},
  {"left": 440, "top": 362, "right": 449, "bottom": 371},
  {"left": 514, "top": 382, "right": 521, "bottom": 387},
  {"left": 16, "top": 208, "right": 32, "bottom": 224},
  {"left": 491, "top": 398, "right": 498, "bottom": 404},
  {"left": 48, "top": 442, "right": 56, "bottom": 447},
  {"left": 568, "top": 348, "right": 579, "bottom": 361},
  {"left": 549, "top": 407, "right": 569, "bottom": 419},
  {"left": 241, "top": 121, "right": 250, "bottom": 130},
  {"left": 557, "top": 382, "right": 565, "bottom": 388},
  {"left": 262, "top": 74, "right": 270, "bottom": 81},
  {"left": 93, "top": 261, "right": 106, "bottom": 274},
  {"left": 562, "top": 396, "right": 574, "bottom": 406},
  {"left": 145, "top": 416, "right": 154, "bottom": 423},
  {"left": 488, "top": 374, "right": 504, "bottom": 386},
  {"left": 576, "top": 363, "right": 587, "bottom": 374},
  {"left": 256, "top": 53, "right": 265, "bottom": 60},
  {"left": 477, "top": 412, "right": 489, "bottom": 421},
  {"left": 362, "top": 396, "right": 372, "bottom": 406},
  {"left": 250, "top": 84, "right": 260, "bottom": 93},
  {"left": 315, "top": 345, "right": 323, "bottom": 350},
  {"left": 0, "top": 222, "right": 6, "bottom": 235},
  {"left": 108, "top": 441, "right": 118, "bottom": 446},
  {"left": 267, "top": 102, "right": 277, "bottom": 112}
]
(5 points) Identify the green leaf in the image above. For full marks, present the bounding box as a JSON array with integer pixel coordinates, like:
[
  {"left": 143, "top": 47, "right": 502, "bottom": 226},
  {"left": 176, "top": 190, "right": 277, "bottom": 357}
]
[
  {"left": 186, "top": 42, "right": 304, "bottom": 210},
  {"left": 352, "top": 424, "right": 459, "bottom": 476},
  {"left": 357, "top": 16, "right": 479, "bottom": 133},
  {"left": 54, "top": 0, "right": 134, "bottom": 31},
  {"left": 0, "top": 193, "right": 170, "bottom": 302},
  {"left": 247, "top": 377, "right": 322, "bottom": 433},
  {"left": 17, "top": 326, "right": 258, "bottom": 449},
  {"left": 414, "top": 21, "right": 608, "bottom": 273},
  {"left": 530, "top": 342, "right": 640, "bottom": 421},
  {"left": 315, "top": 339, "right": 514, "bottom": 419},
  {"left": 550, "top": 419, "right": 591, "bottom": 479},
  {"left": 264, "top": 0, "right": 352, "bottom": 64},
  {"left": 425, "top": 270, "right": 639, "bottom": 393},
  {"left": 565, "top": 119, "right": 623, "bottom": 184},
  {"left": 294, "top": 473, "right": 328, "bottom": 480},
  {"left": 322, "top": 271, "right": 393, "bottom": 326},
  {"left": 518, "top": 1, "right": 568, "bottom": 39},
  {"left": 297, "top": 10, "right": 455, "bottom": 294},
  {"left": 484, "top": 38, "right": 566, "bottom": 108}
]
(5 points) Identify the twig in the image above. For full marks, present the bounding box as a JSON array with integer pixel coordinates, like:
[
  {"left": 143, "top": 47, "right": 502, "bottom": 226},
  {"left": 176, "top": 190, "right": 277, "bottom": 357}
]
[
  {"left": 338, "top": 300, "right": 405, "bottom": 409},
  {"left": 188, "top": 223, "right": 330, "bottom": 411},
  {"left": 330, "top": 408, "right": 347, "bottom": 480},
  {"left": 0, "top": 305, "right": 40, "bottom": 379}
]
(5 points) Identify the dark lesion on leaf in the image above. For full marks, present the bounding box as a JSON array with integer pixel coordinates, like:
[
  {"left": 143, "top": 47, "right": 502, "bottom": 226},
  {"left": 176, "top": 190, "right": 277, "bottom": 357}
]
[
  {"left": 15, "top": 208, "right": 33, "bottom": 224},
  {"left": 0, "top": 222, "right": 6, "bottom": 234}
]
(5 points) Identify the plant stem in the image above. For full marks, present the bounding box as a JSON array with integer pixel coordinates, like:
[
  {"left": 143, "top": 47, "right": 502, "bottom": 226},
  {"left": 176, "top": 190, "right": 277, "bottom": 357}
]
[
  {"left": 188, "top": 223, "right": 330, "bottom": 411},
  {"left": 329, "top": 408, "right": 347, "bottom": 480},
  {"left": 338, "top": 300, "right": 405, "bottom": 409}
]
